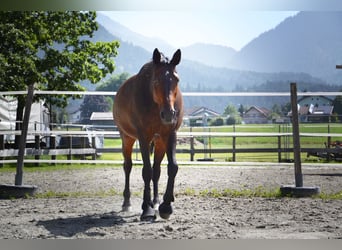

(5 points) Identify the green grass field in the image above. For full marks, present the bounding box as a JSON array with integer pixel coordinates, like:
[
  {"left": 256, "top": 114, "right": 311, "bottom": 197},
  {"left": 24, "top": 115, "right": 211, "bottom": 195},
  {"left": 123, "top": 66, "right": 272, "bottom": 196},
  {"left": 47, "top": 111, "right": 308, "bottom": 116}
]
[
  {"left": 99, "top": 123, "right": 342, "bottom": 163},
  {"left": 1, "top": 123, "right": 342, "bottom": 172}
]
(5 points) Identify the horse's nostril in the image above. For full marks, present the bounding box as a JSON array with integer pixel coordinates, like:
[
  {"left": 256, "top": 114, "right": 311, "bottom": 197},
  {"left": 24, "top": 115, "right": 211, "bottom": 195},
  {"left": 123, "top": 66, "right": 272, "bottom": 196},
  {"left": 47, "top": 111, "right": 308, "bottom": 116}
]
[{"left": 161, "top": 109, "right": 176, "bottom": 123}]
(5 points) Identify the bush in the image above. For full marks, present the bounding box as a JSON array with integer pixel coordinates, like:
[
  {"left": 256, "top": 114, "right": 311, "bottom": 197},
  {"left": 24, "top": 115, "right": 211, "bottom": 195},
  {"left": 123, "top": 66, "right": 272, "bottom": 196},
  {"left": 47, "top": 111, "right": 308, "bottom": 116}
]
[
  {"left": 226, "top": 115, "right": 242, "bottom": 125},
  {"left": 210, "top": 117, "right": 224, "bottom": 126}
]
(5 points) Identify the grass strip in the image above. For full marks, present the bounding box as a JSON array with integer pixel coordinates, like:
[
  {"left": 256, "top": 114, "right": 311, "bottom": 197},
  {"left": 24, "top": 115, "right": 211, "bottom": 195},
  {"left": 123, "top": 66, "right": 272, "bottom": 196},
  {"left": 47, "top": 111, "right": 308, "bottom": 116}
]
[{"left": 179, "top": 187, "right": 342, "bottom": 200}]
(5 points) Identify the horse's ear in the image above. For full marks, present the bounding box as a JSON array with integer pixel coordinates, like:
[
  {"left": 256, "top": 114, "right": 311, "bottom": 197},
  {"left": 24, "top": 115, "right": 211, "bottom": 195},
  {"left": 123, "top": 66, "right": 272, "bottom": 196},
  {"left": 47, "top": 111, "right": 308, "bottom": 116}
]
[
  {"left": 153, "top": 48, "right": 161, "bottom": 64},
  {"left": 170, "top": 49, "right": 181, "bottom": 66}
]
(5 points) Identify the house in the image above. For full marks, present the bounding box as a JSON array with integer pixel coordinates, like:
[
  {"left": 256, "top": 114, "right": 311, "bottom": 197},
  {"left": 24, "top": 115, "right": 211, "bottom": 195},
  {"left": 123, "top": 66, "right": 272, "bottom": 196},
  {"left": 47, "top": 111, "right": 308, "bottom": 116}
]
[
  {"left": 0, "top": 96, "right": 50, "bottom": 132},
  {"left": 298, "top": 96, "right": 333, "bottom": 107},
  {"left": 184, "top": 106, "right": 221, "bottom": 126},
  {"left": 289, "top": 96, "right": 334, "bottom": 122},
  {"left": 292, "top": 105, "right": 334, "bottom": 123},
  {"left": 184, "top": 106, "right": 221, "bottom": 118},
  {"left": 89, "top": 112, "right": 114, "bottom": 127},
  {"left": 68, "top": 107, "right": 81, "bottom": 124},
  {"left": 243, "top": 106, "right": 271, "bottom": 124},
  {"left": 0, "top": 95, "right": 50, "bottom": 143}
]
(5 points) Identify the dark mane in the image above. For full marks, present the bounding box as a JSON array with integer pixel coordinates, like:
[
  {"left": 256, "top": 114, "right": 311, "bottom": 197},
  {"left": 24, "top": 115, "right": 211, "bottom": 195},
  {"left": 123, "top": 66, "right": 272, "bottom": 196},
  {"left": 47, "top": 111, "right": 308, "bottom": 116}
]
[
  {"left": 159, "top": 52, "right": 169, "bottom": 64},
  {"left": 137, "top": 52, "right": 170, "bottom": 78},
  {"left": 138, "top": 61, "right": 153, "bottom": 76}
]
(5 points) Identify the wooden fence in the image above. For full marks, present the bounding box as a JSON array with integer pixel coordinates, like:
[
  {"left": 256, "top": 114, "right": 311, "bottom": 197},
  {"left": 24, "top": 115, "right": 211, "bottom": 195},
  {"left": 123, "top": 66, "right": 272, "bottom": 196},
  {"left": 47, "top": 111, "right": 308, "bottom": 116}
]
[
  {"left": 1, "top": 90, "right": 342, "bottom": 165},
  {"left": 2, "top": 129, "right": 342, "bottom": 166}
]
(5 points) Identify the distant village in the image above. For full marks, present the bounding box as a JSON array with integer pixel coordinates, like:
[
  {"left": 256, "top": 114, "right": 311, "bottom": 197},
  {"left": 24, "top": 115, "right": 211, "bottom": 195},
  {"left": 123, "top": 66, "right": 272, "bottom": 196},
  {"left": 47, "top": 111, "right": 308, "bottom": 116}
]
[{"left": 0, "top": 95, "right": 338, "bottom": 133}]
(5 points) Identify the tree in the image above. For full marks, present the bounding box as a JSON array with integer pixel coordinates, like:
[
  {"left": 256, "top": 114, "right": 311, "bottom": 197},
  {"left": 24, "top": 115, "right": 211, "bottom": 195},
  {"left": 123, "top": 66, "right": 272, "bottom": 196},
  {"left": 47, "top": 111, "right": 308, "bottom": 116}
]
[
  {"left": 80, "top": 95, "right": 110, "bottom": 123},
  {"left": 223, "top": 104, "right": 237, "bottom": 116},
  {"left": 238, "top": 104, "right": 247, "bottom": 116},
  {"left": 0, "top": 11, "right": 119, "bottom": 146},
  {"left": 96, "top": 72, "right": 130, "bottom": 92},
  {"left": 271, "top": 104, "right": 282, "bottom": 115},
  {"left": 281, "top": 102, "right": 292, "bottom": 115},
  {"left": 223, "top": 104, "right": 241, "bottom": 125},
  {"left": 332, "top": 93, "right": 342, "bottom": 116},
  {"left": 226, "top": 115, "right": 242, "bottom": 125},
  {"left": 94, "top": 72, "right": 130, "bottom": 112}
]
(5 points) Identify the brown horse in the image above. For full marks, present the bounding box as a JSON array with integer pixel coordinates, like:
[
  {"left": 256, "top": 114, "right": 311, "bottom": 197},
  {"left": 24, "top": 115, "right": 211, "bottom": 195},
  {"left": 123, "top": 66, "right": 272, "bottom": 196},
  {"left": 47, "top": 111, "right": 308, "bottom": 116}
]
[{"left": 113, "top": 48, "right": 183, "bottom": 221}]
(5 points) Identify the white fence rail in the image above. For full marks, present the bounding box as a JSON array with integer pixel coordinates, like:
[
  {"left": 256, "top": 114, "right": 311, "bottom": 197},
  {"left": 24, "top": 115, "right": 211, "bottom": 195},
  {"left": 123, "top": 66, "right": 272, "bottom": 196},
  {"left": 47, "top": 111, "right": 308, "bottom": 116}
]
[
  {"left": 1, "top": 90, "right": 342, "bottom": 96},
  {"left": 1, "top": 90, "right": 342, "bottom": 165}
]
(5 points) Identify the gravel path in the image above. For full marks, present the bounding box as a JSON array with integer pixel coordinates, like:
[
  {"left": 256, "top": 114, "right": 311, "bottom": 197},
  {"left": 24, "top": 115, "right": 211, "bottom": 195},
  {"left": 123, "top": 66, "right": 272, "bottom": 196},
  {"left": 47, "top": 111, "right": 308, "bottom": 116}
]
[{"left": 0, "top": 164, "right": 341, "bottom": 239}]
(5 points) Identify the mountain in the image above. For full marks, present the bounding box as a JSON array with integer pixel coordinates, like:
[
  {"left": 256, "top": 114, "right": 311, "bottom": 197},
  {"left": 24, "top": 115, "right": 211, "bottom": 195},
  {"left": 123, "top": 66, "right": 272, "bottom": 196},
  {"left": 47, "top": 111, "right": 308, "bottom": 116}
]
[
  {"left": 228, "top": 11, "right": 342, "bottom": 83},
  {"left": 97, "top": 13, "right": 237, "bottom": 68},
  {"left": 88, "top": 12, "right": 342, "bottom": 113},
  {"left": 181, "top": 43, "right": 236, "bottom": 68},
  {"left": 96, "top": 13, "right": 175, "bottom": 55}
]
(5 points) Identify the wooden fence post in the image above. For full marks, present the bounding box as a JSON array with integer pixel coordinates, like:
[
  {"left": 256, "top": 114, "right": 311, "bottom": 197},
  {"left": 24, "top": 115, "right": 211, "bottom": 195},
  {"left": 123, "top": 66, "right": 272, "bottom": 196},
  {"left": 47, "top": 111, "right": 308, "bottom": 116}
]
[
  {"left": 278, "top": 135, "right": 282, "bottom": 163},
  {"left": 290, "top": 83, "right": 303, "bottom": 187},
  {"left": 232, "top": 136, "right": 236, "bottom": 162},
  {"left": 190, "top": 136, "right": 194, "bottom": 161},
  {"left": 34, "top": 122, "right": 40, "bottom": 167},
  {"left": 0, "top": 134, "right": 4, "bottom": 168},
  {"left": 67, "top": 136, "right": 72, "bottom": 164},
  {"left": 232, "top": 125, "right": 236, "bottom": 162},
  {"left": 81, "top": 136, "right": 85, "bottom": 160},
  {"left": 280, "top": 82, "right": 320, "bottom": 197},
  {"left": 92, "top": 136, "right": 96, "bottom": 161},
  {"left": 50, "top": 135, "right": 56, "bottom": 166},
  {"left": 327, "top": 124, "right": 331, "bottom": 162}
]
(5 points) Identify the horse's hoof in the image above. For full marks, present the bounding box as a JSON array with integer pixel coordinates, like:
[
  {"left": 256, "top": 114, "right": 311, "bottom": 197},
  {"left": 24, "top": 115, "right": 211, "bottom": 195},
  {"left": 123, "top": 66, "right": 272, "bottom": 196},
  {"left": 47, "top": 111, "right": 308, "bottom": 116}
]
[
  {"left": 122, "top": 205, "right": 131, "bottom": 212},
  {"left": 153, "top": 199, "right": 160, "bottom": 210},
  {"left": 158, "top": 202, "right": 173, "bottom": 220},
  {"left": 140, "top": 206, "right": 156, "bottom": 221}
]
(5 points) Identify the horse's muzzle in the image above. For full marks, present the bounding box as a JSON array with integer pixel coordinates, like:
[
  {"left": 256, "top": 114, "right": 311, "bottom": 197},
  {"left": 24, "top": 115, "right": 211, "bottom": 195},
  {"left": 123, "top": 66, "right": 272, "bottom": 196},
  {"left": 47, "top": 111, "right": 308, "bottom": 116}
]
[{"left": 160, "top": 108, "right": 177, "bottom": 125}]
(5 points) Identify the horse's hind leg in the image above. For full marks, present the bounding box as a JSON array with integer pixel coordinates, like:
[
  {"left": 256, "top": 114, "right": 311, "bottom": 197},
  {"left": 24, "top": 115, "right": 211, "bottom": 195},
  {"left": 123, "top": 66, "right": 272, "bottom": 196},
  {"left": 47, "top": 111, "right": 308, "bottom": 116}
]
[
  {"left": 159, "top": 130, "right": 178, "bottom": 220},
  {"left": 121, "top": 134, "right": 135, "bottom": 211}
]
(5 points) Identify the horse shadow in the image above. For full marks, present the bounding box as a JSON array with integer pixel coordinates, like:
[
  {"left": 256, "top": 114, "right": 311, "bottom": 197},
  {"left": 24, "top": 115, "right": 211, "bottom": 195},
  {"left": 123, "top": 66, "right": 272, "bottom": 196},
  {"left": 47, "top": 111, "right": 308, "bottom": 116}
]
[
  {"left": 304, "top": 173, "right": 342, "bottom": 177},
  {"left": 36, "top": 211, "right": 137, "bottom": 238}
]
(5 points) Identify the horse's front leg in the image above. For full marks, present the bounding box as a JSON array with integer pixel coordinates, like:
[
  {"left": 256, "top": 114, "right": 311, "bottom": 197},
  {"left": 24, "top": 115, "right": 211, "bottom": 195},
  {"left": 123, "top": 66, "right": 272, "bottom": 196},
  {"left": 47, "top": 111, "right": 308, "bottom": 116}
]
[
  {"left": 152, "top": 138, "right": 166, "bottom": 208},
  {"left": 139, "top": 139, "right": 156, "bottom": 221},
  {"left": 159, "top": 130, "right": 178, "bottom": 220}
]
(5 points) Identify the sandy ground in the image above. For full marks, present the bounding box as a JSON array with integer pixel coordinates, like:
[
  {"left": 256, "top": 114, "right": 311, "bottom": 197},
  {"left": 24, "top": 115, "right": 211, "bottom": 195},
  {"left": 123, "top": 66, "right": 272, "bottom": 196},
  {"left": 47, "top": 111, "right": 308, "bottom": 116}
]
[{"left": 0, "top": 163, "right": 341, "bottom": 239}]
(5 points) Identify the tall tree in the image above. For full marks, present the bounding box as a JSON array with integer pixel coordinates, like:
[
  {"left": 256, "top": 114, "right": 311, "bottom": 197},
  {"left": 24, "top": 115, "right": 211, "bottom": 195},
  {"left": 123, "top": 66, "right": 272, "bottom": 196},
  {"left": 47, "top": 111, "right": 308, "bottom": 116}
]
[
  {"left": 223, "top": 104, "right": 238, "bottom": 116},
  {"left": 0, "top": 11, "right": 119, "bottom": 147},
  {"left": 80, "top": 95, "right": 110, "bottom": 124},
  {"left": 96, "top": 72, "right": 130, "bottom": 93},
  {"left": 332, "top": 92, "right": 342, "bottom": 118}
]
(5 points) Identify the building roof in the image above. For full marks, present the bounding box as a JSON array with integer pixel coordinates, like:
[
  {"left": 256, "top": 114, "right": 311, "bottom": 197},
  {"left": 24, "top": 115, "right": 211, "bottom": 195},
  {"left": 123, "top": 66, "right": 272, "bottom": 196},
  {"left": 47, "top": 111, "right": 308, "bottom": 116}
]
[
  {"left": 298, "top": 95, "right": 333, "bottom": 103},
  {"left": 288, "top": 105, "right": 334, "bottom": 116},
  {"left": 184, "top": 106, "right": 221, "bottom": 117},
  {"left": 245, "top": 106, "right": 271, "bottom": 117},
  {"left": 90, "top": 112, "right": 113, "bottom": 121}
]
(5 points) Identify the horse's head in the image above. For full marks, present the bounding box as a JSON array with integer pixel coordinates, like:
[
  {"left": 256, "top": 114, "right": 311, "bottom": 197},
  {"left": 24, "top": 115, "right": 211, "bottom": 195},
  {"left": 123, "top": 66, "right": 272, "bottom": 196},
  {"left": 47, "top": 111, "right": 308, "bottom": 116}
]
[{"left": 152, "top": 48, "right": 181, "bottom": 125}]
